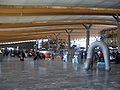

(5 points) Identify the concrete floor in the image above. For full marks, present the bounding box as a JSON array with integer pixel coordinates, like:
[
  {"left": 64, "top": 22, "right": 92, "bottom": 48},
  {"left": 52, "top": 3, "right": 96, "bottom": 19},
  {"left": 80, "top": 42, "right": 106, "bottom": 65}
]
[{"left": 0, "top": 57, "right": 120, "bottom": 90}]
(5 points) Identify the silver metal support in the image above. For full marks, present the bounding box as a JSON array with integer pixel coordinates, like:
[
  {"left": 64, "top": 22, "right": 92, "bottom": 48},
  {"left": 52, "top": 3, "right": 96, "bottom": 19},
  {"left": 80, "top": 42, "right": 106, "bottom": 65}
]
[
  {"left": 83, "top": 24, "right": 92, "bottom": 52},
  {"left": 65, "top": 29, "right": 73, "bottom": 61},
  {"left": 84, "top": 41, "right": 110, "bottom": 71},
  {"left": 113, "top": 14, "right": 120, "bottom": 52}
]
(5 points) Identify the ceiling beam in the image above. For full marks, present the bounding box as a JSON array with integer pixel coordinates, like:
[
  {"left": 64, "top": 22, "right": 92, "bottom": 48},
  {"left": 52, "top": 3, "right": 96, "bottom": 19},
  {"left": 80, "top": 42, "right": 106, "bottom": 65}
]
[
  {"left": 0, "top": 32, "right": 98, "bottom": 39},
  {"left": 0, "top": 34, "right": 96, "bottom": 43},
  {"left": 0, "top": 32, "right": 98, "bottom": 43},
  {"left": 0, "top": 20, "right": 116, "bottom": 28},
  {"left": 0, "top": 5, "right": 120, "bottom": 16},
  {"left": 0, "top": 30, "right": 99, "bottom": 36},
  {"left": 0, "top": 26, "right": 105, "bottom": 35}
]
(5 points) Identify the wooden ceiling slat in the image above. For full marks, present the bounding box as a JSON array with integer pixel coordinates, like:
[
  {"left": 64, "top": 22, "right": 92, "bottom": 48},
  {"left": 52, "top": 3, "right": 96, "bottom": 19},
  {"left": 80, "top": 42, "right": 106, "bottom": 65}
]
[
  {"left": 0, "top": 20, "right": 116, "bottom": 28},
  {"left": 0, "top": 26, "right": 106, "bottom": 34},
  {"left": 0, "top": 32, "right": 98, "bottom": 38},
  {"left": 0, "top": 30, "right": 100, "bottom": 37},
  {"left": 0, "top": 34, "right": 90, "bottom": 42},
  {"left": 0, "top": 32, "right": 98, "bottom": 43},
  {"left": 0, "top": 5, "right": 120, "bottom": 16}
]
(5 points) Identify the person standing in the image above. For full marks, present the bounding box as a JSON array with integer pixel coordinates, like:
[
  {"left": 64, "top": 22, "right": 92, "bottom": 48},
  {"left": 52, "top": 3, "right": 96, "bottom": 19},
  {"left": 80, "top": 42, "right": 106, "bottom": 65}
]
[
  {"left": 115, "top": 51, "right": 120, "bottom": 64},
  {"left": 20, "top": 49, "right": 25, "bottom": 61}
]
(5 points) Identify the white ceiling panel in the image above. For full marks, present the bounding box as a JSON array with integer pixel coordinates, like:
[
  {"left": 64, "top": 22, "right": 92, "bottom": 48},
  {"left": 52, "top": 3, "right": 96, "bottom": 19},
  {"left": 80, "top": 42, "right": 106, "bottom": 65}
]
[
  {"left": 0, "top": 0, "right": 120, "bottom": 8},
  {"left": 23, "top": 0, "right": 57, "bottom": 6},
  {"left": 34, "top": 16, "right": 55, "bottom": 22},
  {"left": 0, "top": 16, "right": 18, "bottom": 23},
  {"left": 51, "top": 0, "right": 83, "bottom": 6},
  {"left": 0, "top": 0, "right": 26, "bottom": 5},
  {"left": 0, "top": 16, "right": 114, "bottom": 23},
  {"left": 17, "top": 16, "right": 38, "bottom": 22},
  {"left": 76, "top": 0, "right": 105, "bottom": 6},
  {"left": 95, "top": 1, "right": 120, "bottom": 8}
]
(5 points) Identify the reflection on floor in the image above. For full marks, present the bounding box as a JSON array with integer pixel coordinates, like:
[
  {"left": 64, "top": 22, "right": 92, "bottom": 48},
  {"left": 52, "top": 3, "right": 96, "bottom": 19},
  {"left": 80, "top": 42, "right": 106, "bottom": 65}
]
[{"left": 0, "top": 56, "right": 120, "bottom": 90}]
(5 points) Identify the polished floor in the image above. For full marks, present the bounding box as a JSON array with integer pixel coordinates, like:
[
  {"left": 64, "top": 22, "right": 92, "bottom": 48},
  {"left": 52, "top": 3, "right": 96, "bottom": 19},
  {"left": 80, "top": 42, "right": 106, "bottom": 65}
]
[{"left": 0, "top": 56, "right": 120, "bottom": 90}]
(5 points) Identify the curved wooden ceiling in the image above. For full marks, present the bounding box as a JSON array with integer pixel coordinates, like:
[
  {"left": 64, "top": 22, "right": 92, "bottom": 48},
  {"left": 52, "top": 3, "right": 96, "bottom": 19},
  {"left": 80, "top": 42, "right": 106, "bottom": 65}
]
[
  {"left": 0, "top": 32, "right": 97, "bottom": 43},
  {"left": 0, "top": 25, "right": 114, "bottom": 42},
  {"left": 0, "top": 5, "right": 119, "bottom": 43}
]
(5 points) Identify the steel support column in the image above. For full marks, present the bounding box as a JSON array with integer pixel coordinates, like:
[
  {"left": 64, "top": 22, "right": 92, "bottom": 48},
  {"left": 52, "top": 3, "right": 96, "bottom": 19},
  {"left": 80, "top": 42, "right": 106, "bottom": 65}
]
[
  {"left": 113, "top": 14, "right": 120, "bottom": 52},
  {"left": 65, "top": 29, "right": 73, "bottom": 61},
  {"left": 83, "top": 24, "right": 92, "bottom": 52},
  {"left": 36, "top": 39, "right": 39, "bottom": 50},
  {"left": 41, "top": 39, "right": 44, "bottom": 49},
  {"left": 47, "top": 36, "right": 51, "bottom": 50},
  {"left": 54, "top": 33, "right": 60, "bottom": 55}
]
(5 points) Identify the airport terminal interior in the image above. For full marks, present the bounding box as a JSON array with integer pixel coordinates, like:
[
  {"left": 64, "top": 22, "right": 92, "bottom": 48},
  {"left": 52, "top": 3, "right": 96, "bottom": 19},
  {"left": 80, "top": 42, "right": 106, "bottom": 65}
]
[{"left": 0, "top": 0, "right": 120, "bottom": 90}]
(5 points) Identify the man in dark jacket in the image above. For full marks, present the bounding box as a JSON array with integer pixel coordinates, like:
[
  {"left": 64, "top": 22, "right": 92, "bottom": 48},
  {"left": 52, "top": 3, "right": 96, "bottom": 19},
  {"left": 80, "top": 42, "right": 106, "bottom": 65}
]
[{"left": 20, "top": 50, "right": 25, "bottom": 61}]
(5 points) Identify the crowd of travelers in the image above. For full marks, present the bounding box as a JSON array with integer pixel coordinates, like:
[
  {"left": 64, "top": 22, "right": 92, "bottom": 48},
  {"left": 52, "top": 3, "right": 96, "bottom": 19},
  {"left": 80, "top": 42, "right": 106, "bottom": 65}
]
[
  {"left": 2, "top": 48, "right": 46, "bottom": 61},
  {"left": 110, "top": 50, "right": 120, "bottom": 64},
  {"left": 1, "top": 47, "right": 120, "bottom": 64},
  {"left": 93, "top": 49, "right": 120, "bottom": 64},
  {"left": 61, "top": 47, "right": 120, "bottom": 64}
]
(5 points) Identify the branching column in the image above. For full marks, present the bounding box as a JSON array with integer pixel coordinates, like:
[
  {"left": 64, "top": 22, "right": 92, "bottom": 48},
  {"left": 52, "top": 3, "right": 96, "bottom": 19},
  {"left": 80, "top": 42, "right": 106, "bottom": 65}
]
[
  {"left": 65, "top": 29, "right": 73, "bottom": 61},
  {"left": 113, "top": 14, "right": 120, "bottom": 52},
  {"left": 54, "top": 33, "right": 60, "bottom": 54},
  {"left": 47, "top": 36, "right": 51, "bottom": 50},
  {"left": 41, "top": 38, "right": 44, "bottom": 49},
  {"left": 83, "top": 24, "right": 92, "bottom": 52}
]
